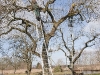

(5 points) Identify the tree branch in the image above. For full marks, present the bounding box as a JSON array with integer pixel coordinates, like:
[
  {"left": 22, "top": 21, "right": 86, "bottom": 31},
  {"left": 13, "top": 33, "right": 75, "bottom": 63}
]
[
  {"left": 0, "top": 27, "right": 14, "bottom": 36},
  {"left": 59, "top": 48, "right": 67, "bottom": 57},
  {"left": 73, "top": 34, "right": 100, "bottom": 63},
  {"left": 47, "top": 10, "right": 56, "bottom": 23},
  {"left": 14, "top": 17, "right": 36, "bottom": 27},
  {"left": 45, "top": 0, "right": 56, "bottom": 10},
  {"left": 0, "top": 27, "right": 40, "bottom": 57},
  {"left": 45, "top": 13, "right": 69, "bottom": 42},
  {"left": 44, "top": 0, "right": 56, "bottom": 23},
  {"left": 56, "top": 14, "right": 69, "bottom": 25},
  {"left": 60, "top": 29, "right": 70, "bottom": 52},
  {"left": 10, "top": 27, "right": 38, "bottom": 55}
]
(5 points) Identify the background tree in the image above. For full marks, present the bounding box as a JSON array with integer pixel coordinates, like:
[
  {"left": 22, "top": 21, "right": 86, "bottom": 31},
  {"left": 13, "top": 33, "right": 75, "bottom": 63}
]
[
  {"left": 75, "top": 51, "right": 89, "bottom": 65},
  {"left": 36, "top": 62, "right": 42, "bottom": 69},
  {"left": 76, "top": 50, "right": 98, "bottom": 66},
  {"left": 95, "top": 39, "right": 100, "bottom": 63},
  {"left": 0, "top": 57, "right": 9, "bottom": 75},
  {"left": 56, "top": 58, "right": 65, "bottom": 66},
  {"left": 58, "top": 7, "right": 100, "bottom": 74},
  {"left": 59, "top": 30, "right": 98, "bottom": 75},
  {"left": 95, "top": 50, "right": 100, "bottom": 63},
  {"left": 8, "top": 35, "right": 35, "bottom": 75},
  {"left": 8, "top": 55, "right": 21, "bottom": 74}
]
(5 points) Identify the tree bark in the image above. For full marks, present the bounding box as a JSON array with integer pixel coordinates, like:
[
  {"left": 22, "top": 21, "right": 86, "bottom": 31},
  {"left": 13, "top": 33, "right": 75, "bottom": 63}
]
[
  {"left": 1, "top": 69, "right": 3, "bottom": 75},
  {"left": 70, "top": 61, "right": 75, "bottom": 75},
  {"left": 14, "top": 68, "right": 16, "bottom": 74},
  {"left": 42, "top": 43, "right": 50, "bottom": 75},
  {"left": 26, "top": 52, "right": 32, "bottom": 75},
  {"left": 26, "top": 63, "right": 32, "bottom": 75}
]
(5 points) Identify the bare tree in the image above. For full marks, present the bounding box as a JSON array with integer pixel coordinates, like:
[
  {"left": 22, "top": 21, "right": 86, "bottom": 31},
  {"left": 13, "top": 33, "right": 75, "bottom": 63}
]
[
  {"left": 95, "top": 50, "right": 100, "bottom": 63},
  {"left": 0, "top": 0, "right": 100, "bottom": 75},
  {"left": 56, "top": 58, "right": 65, "bottom": 66},
  {"left": 59, "top": 23, "right": 100, "bottom": 75},
  {"left": 8, "top": 56, "right": 21, "bottom": 74},
  {"left": 95, "top": 39, "right": 100, "bottom": 63},
  {"left": 8, "top": 35, "right": 35, "bottom": 75},
  {"left": 76, "top": 51, "right": 89, "bottom": 65},
  {"left": 0, "top": 57, "right": 9, "bottom": 75}
]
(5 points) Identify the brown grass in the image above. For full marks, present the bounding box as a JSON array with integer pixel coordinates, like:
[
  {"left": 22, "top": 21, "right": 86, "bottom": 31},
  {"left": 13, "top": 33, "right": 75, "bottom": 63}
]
[
  {"left": 1, "top": 69, "right": 42, "bottom": 74},
  {"left": 1, "top": 69, "right": 70, "bottom": 75}
]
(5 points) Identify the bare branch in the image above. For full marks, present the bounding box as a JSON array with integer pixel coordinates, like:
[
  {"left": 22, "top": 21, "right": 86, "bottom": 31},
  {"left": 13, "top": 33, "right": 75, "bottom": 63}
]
[
  {"left": 31, "top": 51, "right": 40, "bottom": 57},
  {"left": 11, "top": 27, "right": 36, "bottom": 44},
  {"left": 45, "top": 14, "right": 70, "bottom": 41},
  {"left": 0, "top": 27, "right": 14, "bottom": 36},
  {"left": 47, "top": 10, "right": 56, "bottom": 23},
  {"left": 44, "top": 0, "right": 56, "bottom": 23},
  {"left": 59, "top": 48, "right": 67, "bottom": 57},
  {"left": 14, "top": 17, "right": 36, "bottom": 27},
  {"left": 0, "top": 26, "right": 39, "bottom": 56},
  {"left": 56, "top": 14, "right": 69, "bottom": 26},
  {"left": 11, "top": 27, "right": 39, "bottom": 57},
  {"left": 45, "top": 0, "right": 56, "bottom": 10},
  {"left": 60, "top": 29, "right": 70, "bottom": 52},
  {"left": 7, "top": 19, "right": 15, "bottom": 26},
  {"left": 73, "top": 34, "right": 100, "bottom": 63}
]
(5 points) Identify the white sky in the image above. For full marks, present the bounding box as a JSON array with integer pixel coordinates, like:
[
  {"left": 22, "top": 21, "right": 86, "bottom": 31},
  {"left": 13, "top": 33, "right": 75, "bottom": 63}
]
[{"left": 84, "top": 19, "right": 100, "bottom": 34}]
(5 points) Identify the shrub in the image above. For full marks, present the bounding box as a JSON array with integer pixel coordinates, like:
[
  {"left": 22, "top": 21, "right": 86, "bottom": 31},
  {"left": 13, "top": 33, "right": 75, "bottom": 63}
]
[
  {"left": 53, "top": 65, "right": 63, "bottom": 72},
  {"left": 36, "top": 62, "right": 42, "bottom": 69}
]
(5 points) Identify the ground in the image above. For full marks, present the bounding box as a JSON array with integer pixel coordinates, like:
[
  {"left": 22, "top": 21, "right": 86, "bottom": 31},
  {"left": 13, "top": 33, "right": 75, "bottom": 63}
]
[{"left": 1, "top": 69, "right": 100, "bottom": 75}]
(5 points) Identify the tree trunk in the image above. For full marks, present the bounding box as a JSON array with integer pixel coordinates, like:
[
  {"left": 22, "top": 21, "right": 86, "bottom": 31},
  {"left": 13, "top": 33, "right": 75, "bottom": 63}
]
[
  {"left": 1, "top": 69, "right": 3, "bottom": 75},
  {"left": 69, "top": 58, "right": 75, "bottom": 75},
  {"left": 69, "top": 64, "right": 74, "bottom": 75},
  {"left": 27, "top": 71, "right": 31, "bottom": 75},
  {"left": 14, "top": 68, "right": 16, "bottom": 74},
  {"left": 71, "top": 69, "right": 75, "bottom": 75},
  {"left": 71, "top": 62, "right": 74, "bottom": 75},
  {"left": 42, "top": 43, "right": 50, "bottom": 75},
  {"left": 26, "top": 57, "right": 32, "bottom": 75},
  {"left": 26, "top": 67, "right": 31, "bottom": 75}
]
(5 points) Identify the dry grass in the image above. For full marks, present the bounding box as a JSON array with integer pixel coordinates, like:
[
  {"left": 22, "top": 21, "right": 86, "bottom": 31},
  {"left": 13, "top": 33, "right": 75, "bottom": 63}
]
[
  {"left": 1, "top": 69, "right": 42, "bottom": 74},
  {"left": 1, "top": 69, "right": 71, "bottom": 75}
]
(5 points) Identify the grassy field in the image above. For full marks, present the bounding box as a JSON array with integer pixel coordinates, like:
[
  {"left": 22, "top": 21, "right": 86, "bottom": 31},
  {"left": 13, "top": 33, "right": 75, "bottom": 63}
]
[
  {"left": 2, "top": 69, "right": 100, "bottom": 75},
  {"left": 5, "top": 73, "right": 100, "bottom": 75}
]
